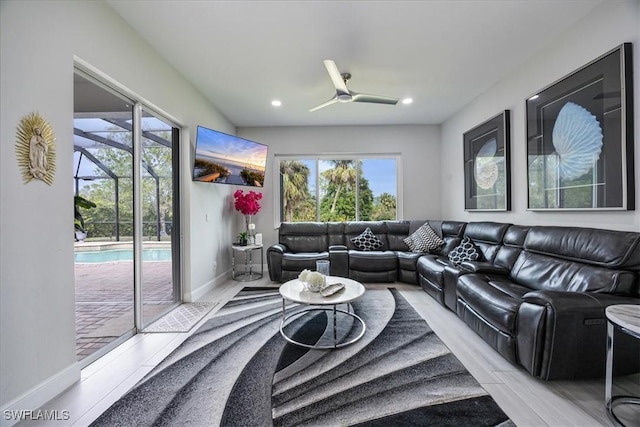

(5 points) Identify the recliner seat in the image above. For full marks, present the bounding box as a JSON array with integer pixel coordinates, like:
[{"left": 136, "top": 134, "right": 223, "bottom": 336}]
[{"left": 456, "top": 225, "right": 640, "bottom": 379}]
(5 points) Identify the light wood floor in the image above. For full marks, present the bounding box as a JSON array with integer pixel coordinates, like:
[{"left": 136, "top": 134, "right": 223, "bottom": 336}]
[{"left": 22, "top": 278, "right": 639, "bottom": 426}]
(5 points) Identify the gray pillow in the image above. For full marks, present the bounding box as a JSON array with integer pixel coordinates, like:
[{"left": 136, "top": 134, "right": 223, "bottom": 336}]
[{"left": 403, "top": 223, "right": 445, "bottom": 253}]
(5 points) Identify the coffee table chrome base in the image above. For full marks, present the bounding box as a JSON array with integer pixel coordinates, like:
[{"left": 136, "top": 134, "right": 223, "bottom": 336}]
[
  {"left": 279, "top": 303, "right": 366, "bottom": 349},
  {"left": 606, "top": 396, "right": 640, "bottom": 427}
]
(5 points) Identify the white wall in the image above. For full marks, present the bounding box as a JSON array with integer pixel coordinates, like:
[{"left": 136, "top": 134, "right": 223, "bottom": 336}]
[
  {"left": 238, "top": 125, "right": 441, "bottom": 249},
  {"left": 440, "top": 0, "right": 640, "bottom": 232},
  {"left": 0, "top": 0, "right": 233, "bottom": 410}
]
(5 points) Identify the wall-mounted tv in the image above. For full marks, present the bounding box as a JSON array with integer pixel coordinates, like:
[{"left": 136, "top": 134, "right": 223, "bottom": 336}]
[{"left": 193, "top": 125, "right": 268, "bottom": 187}]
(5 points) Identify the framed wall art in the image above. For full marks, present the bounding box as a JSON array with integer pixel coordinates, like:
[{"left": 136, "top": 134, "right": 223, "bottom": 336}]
[
  {"left": 526, "top": 43, "right": 634, "bottom": 210},
  {"left": 464, "top": 110, "right": 511, "bottom": 211}
]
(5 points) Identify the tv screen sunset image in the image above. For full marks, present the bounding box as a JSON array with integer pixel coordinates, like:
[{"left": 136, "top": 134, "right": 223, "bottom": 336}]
[{"left": 193, "top": 126, "right": 267, "bottom": 187}]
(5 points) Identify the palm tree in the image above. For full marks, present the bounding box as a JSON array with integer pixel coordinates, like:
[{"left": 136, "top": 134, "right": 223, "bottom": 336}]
[
  {"left": 280, "top": 160, "right": 311, "bottom": 221},
  {"left": 322, "top": 160, "right": 356, "bottom": 215}
]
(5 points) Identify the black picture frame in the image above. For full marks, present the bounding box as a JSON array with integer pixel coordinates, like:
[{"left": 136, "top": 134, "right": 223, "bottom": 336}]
[
  {"left": 464, "top": 110, "right": 511, "bottom": 211},
  {"left": 526, "top": 43, "right": 634, "bottom": 210}
]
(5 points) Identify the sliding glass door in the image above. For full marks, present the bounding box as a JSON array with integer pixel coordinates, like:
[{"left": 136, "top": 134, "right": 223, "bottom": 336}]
[
  {"left": 139, "top": 109, "right": 180, "bottom": 326},
  {"left": 74, "top": 69, "right": 181, "bottom": 364}
]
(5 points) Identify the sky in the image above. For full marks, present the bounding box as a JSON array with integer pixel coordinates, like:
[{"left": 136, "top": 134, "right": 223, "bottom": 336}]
[{"left": 302, "top": 158, "right": 397, "bottom": 197}]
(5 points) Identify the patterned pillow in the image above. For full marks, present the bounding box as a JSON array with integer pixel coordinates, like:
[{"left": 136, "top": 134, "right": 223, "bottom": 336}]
[
  {"left": 350, "top": 227, "right": 384, "bottom": 251},
  {"left": 403, "top": 223, "right": 445, "bottom": 253},
  {"left": 448, "top": 237, "right": 481, "bottom": 265}
]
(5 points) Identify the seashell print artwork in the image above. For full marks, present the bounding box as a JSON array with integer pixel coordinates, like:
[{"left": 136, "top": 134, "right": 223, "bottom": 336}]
[
  {"left": 474, "top": 138, "right": 499, "bottom": 189},
  {"left": 552, "top": 102, "right": 603, "bottom": 181}
]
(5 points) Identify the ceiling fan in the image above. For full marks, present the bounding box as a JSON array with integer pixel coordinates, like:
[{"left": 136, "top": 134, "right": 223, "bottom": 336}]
[{"left": 309, "top": 60, "right": 399, "bottom": 112}]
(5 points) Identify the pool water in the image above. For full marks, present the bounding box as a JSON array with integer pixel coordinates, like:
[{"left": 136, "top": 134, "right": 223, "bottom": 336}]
[{"left": 75, "top": 249, "right": 172, "bottom": 263}]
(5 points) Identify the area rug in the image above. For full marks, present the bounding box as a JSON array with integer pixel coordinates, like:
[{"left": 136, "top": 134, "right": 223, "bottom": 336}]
[
  {"left": 142, "top": 302, "right": 219, "bottom": 333},
  {"left": 92, "top": 287, "right": 513, "bottom": 426}
]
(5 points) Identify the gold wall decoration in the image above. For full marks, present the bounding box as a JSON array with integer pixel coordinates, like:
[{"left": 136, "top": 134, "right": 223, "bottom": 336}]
[{"left": 15, "top": 111, "right": 56, "bottom": 185}]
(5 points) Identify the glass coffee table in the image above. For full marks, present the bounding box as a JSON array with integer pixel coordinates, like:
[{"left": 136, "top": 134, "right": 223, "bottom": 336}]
[{"left": 279, "top": 276, "right": 366, "bottom": 349}]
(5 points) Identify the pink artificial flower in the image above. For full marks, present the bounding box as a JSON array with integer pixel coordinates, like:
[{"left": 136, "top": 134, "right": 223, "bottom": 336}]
[{"left": 233, "top": 190, "right": 263, "bottom": 215}]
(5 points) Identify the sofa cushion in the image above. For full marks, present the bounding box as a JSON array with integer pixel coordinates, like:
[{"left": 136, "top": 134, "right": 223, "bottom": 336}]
[
  {"left": 397, "top": 251, "right": 422, "bottom": 271},
  {"left": 417, "top": 255, "right": 449, "bottom": 288},
  {"left": 494, "top": 225, "right": 530, "bottom": 271},
  {"left": 511, "top": 252, "right": 636, "bottom": 294},
  {"left": 279, "top": 222, "right": 328, "bottom": 253},
  {"left": 350, "top": 227, "right": 384, "bottom": 251},
  {"left": 345, "top": 222, "right": 388, "bottom": 250},
  {"left": 463, "top": 222, "right": 511, "bottom": 262},
  {"left": 281, "top": 252, "right": 329, "bottom": 270},
  {"left": 457, "top": 275, "right": 528, "bottom": 335},
  {"left": 404, "top": 223, "right": 445, "bottom": 253},
  {"left": 349, "top": 250, "right": 397, "bottom": 272},
  {"left": 386, "top": 221, "right": 413, "bottom": 251},
  {"left": 524, "top": 226, "right": 640, "bottom": 270},
  {"left": 448, "top": 237, "right": 481, "bottom": 265}
]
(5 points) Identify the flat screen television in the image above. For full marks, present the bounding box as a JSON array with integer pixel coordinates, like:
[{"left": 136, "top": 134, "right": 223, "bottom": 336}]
[{"left": 193, "top": 125, "right": 268, "bottom": 187}]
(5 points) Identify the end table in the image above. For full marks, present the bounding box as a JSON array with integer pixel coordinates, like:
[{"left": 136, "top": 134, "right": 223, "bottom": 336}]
[
  {"left": 605, "top": 304, "right": 640, "bottom": 427},
  {"left": 231, "top": 244, "right": 264, "bottom": 281}
]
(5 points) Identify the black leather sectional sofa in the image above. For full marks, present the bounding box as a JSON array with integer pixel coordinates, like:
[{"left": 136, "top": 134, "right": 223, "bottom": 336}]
[{"left": 267, "top": 220, "right": 640, "bottom": 380}]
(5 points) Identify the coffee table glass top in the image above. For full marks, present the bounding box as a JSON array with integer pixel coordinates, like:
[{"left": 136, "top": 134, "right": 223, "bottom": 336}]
[{"left": 279, "top": 276, "right": 364, "bottom": 305}]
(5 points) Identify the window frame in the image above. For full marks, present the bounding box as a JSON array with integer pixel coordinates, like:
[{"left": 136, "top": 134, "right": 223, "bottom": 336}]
[{"left": 273, "top": 153, "right": 403, "bottom": 228}]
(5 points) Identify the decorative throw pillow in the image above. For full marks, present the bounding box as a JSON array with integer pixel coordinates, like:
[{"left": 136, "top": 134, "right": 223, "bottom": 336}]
[
  {"left": 448, "top": 237, "right": 481, "bottom": 265},
  {"left": 350, "top": 227, "right": 384, "bottom": 251},
  {"left": 403, "top": 223, "right": 445, "bottom": 253}
]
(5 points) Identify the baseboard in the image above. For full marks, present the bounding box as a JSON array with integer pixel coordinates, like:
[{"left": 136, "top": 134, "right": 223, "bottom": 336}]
[
  {"left": 0, "top": 363, "right": 80, "bottom": 427},
  {"left": 187, "top": 268, "right": 231, "bottom": 302}
]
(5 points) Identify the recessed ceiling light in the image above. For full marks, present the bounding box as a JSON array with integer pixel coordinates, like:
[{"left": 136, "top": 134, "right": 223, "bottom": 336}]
[
  {"left": 402, "top": 98, "right": 413, "bottom": 105},
  {"left": 271, "top": 100, "right": 282, "bottom": 107}
]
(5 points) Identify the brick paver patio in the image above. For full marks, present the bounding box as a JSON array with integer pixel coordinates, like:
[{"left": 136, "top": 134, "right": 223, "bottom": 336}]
[{"left": 75, "top": 260, "right": 174, "bottom": 360}]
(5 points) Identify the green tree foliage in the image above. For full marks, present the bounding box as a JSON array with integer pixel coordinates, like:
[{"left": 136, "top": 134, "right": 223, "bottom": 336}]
[
  {"left": 371, "top": 192, "right": 397, "bottom": 220},
  {"left": 79, "top": 131, "right": 173, "bottom": 240},
  {"left": 280, "top": 160, "right": 314, "bottom": 221},
  {"left": 319, "top": 160, "right": 373, "bottom": 221}
]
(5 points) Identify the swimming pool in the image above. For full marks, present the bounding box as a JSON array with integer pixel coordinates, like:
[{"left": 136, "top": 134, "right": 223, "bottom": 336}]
[{"left": 74, "top": 248, "right": 172, "bottom": 263}]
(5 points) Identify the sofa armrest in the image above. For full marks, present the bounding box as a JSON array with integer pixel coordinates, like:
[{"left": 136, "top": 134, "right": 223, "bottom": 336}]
[
  {"left": 443, "top": 260, "right": 503, "bottom": 311},
  {"left": 459, "top": 261, "right": 509, "bottom": 275},
  {"left": 329, "top": 245, "right": 349, "bottom": 278},
  {"left": 517, "top": 290, "right": 640, "bottom": 379},
  {"left": 267, "top": 244, "right": 288, "bottom": 282}
]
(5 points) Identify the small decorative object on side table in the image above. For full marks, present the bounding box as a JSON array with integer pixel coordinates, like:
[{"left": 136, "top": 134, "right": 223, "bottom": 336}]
[
  {"left": 237, "top": 232, "right": 249, "bottom": 246},
  {"left": 605, "top": 304, "right": 640, "bottom": 427}
]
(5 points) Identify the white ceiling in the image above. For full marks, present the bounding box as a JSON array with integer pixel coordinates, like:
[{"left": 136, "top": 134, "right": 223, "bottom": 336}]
[{"left": 107, "top": 0, "right": 604, "bottom": 127}]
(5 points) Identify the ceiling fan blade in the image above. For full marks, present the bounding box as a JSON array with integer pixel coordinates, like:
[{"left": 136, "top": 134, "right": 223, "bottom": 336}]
[
  {"left": 323, "top": 60, "right": 349, "bottom": 95},
  {"left": 351, "top": 92, "right": 399, "bottom": 105},
  {"left": 309, "top": 96, "right": 338, "bottom": 112}
]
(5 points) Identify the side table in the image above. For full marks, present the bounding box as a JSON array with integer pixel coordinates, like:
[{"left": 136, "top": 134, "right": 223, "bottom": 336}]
[
  {"left": 605, "top": 304, "right": 640, "bottom": 427},
  {"left": 231, "top": 244, "right": 263, "bottom": 281}
]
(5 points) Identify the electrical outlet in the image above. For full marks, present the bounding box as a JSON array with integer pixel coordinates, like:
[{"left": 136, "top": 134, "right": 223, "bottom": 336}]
[{"left": 205, "top": 213, "right": 209, "bottom": 222}]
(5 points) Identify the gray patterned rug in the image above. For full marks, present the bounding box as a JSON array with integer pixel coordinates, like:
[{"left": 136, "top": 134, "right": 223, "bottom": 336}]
[
  {"left": 142, "top": 302, "right": 218, "bottom": 333},
  {"left": 92, "top": 288, "right": 512, "bottom": 426}
]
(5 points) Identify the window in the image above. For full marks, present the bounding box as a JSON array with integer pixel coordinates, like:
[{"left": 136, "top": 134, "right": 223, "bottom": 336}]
[{"left": 276, "top": 155, "right": 400, "bottom": 224}]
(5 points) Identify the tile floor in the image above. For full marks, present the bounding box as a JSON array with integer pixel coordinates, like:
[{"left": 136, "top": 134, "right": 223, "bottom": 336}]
[{"left": 23, "top": 278, "right": 639, "bottom": 426}]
